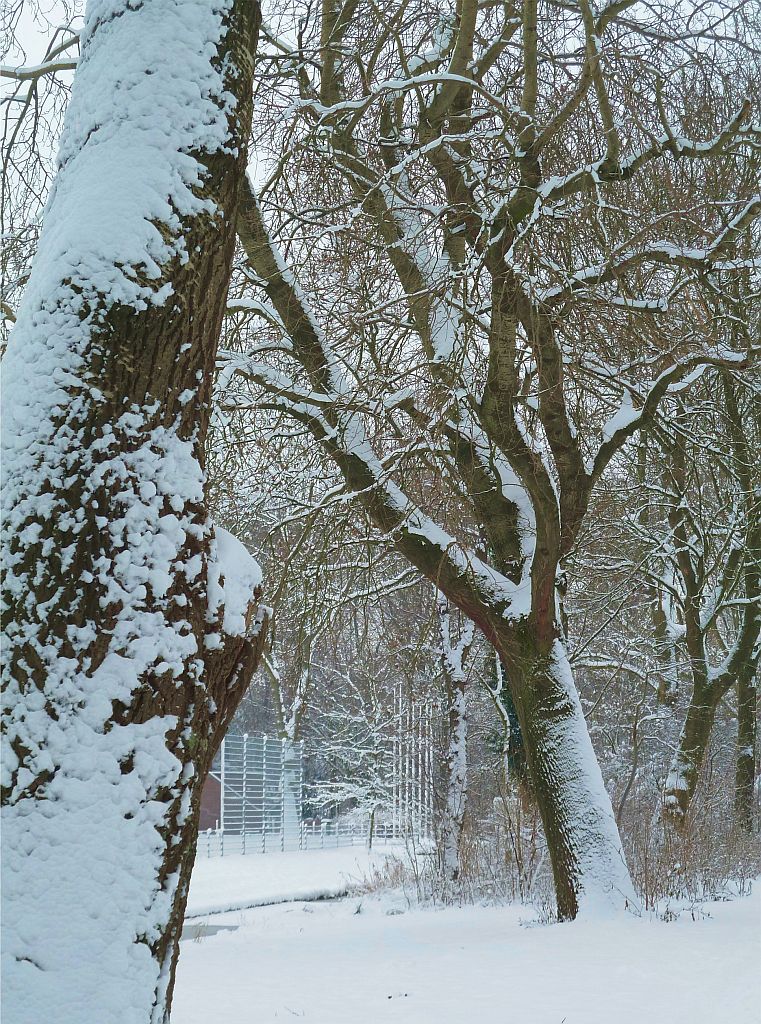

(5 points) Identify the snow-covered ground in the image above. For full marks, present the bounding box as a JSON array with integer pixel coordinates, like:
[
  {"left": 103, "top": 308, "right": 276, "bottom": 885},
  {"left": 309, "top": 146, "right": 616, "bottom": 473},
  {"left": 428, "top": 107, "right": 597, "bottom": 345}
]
[
  {"left": 175, "top": 855, "right": 761, "bottom": 1024},
  {"left": 186, "top": 847, "right": 397, "bottom": 918}
]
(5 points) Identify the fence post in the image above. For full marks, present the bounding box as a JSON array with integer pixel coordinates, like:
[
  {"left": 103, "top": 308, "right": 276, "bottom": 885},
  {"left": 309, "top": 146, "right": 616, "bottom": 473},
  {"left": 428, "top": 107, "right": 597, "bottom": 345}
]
[
  {"left": 280, "top": 737, "right": 285, "bottom": 852},
  {"left": 242, "top": 732, "right": 248, "bottom": 855},
  {"left": 262, "top": 734, "right": 268, "bottom": 853},
  {"left": 299, "top": 741, "right": 304, "bottom": 850},
  {"left": 220, "top": 735, "right": 226, "bottom": 834}
]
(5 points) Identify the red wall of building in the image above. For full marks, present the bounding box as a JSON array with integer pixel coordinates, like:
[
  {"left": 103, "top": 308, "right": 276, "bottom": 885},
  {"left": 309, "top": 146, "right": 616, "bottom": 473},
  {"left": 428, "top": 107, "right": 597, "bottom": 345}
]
[{"left": 199, "top": 775, "right": 221, "bottom": 831}]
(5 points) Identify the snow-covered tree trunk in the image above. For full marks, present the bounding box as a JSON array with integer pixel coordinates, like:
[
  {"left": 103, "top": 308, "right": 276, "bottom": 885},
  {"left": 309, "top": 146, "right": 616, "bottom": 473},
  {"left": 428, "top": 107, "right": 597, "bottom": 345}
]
[
  {"left": 663, "top": 682, "right": 717, "bottom": 822},
  {"left": 1, "top": 2, "right": 262, "bottom": 1022},
  {"left": 282, "top": 737, "right": 303, "bottom": 844},
  {"left": 506, "top": 636, "right": 635, "bottom": 919},
  {"left": 665, "top": 650, "right": 759, "bottom": 827},
  {"left": 442, "top": 678, "right": 468, "bottom": 884},
  {"left": 261, "top": 653, "right": 311, "bottom": 842},
  {"left": 437, "top": 601, "right": 473, "bottom": 885},
  {"left": 651, "top": 601, "right": 680, "bottom": 707}
]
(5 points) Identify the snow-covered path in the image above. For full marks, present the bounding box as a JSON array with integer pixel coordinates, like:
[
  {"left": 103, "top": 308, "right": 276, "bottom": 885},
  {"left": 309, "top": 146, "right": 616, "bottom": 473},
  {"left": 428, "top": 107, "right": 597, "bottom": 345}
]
[
  {"left": 186, "top": 846, "right": 398, "bottom": 918},
  {"left": 174, "top": 882, "right": 761, "bottom": 1023}
]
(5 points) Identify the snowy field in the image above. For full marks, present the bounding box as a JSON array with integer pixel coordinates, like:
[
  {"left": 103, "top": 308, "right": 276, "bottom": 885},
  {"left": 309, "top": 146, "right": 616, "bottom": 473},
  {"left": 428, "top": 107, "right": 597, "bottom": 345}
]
[
  {"left": 176, "top": 856, "right": 761, "bottom": 1024},
  {"left": 186, "top": 847, "right": 398, "bottom": 918}
]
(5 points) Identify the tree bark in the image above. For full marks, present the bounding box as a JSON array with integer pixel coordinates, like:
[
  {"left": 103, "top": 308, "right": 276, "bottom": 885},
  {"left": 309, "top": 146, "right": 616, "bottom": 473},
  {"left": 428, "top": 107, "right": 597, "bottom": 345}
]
[
  {"left": 735, "top": 665, "right": 757, "bottom": 832},
  {"left": 489, "top": 655, "right": 530, "bottom": 792},
  {"left": 503, "top": 632, "right": 635, "bottom": 920},
  {"left": 441, "top": 673, "right": 468, "bottom": 884},
  {"left": 664, "top": 682, "right": 719, "bottom": 823},
  {"left": 436, "top": 600, "right": 473, "bottom": 886},
  {"left": 1, "top": 3, "right": 261, "bottom": 1022}
]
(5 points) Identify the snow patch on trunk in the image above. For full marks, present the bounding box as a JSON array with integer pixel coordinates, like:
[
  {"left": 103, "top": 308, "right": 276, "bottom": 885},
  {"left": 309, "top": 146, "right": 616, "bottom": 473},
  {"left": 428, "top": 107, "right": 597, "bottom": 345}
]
[{"left": 207, "top": 527, "right": 262, "bottom": 640}]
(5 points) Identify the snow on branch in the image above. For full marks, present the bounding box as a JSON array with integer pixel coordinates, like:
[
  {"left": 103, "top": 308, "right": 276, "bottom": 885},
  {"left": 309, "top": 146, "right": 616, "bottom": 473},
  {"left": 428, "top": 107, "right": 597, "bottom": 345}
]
[
  {"left": 234, "top": 184, "right": 532, "bottom": 627},
  {"left": 591, "top": 350, "right": 757, "bottom": 482},
  {"left": 1, "top": 58, "right": 78, "bottom": 82},
  {"left": 1, "top": 31, "right": 79, "bottom": 82},
  {"left": 539, "top": 99, "right": 756, "bottom": 205},
  {"left": 543, "top": 197, "right": 761, "bottom": 303}
]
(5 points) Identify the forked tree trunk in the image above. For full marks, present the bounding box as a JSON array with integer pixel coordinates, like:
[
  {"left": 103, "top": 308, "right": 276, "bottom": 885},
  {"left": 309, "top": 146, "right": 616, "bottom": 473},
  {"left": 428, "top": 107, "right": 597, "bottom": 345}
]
[
  {"left": 663, "top": 599, "right": 759, "bottom": 827},
  {"left": 235, "top": 181, "right": 636, "bottom": 920},
  {"left": 662, "top": 379, "right": 760, "bottom": 828},
  {"left": 664, "top": 662, "right": 760, "bottom": 828},
  {"left": 1, "top": 3, "right": 261, "bottom": 1022}
]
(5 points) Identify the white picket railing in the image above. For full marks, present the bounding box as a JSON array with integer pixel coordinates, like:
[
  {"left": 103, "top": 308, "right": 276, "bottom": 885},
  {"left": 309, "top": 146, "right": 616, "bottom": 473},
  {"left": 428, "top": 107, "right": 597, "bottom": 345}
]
[{"left": 196, "top": 820, "right": 399, "bottom": 858}]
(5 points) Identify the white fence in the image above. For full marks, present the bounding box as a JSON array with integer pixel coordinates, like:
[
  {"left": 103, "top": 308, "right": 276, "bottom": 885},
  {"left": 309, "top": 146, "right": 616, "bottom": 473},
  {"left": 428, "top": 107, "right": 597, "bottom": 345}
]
[
  {"left": 197, "top": 730, "right": 415, "bottom": 859},
  {"left": 196, "top": 820, "right": 399, "bottom": 858},
  {"left": 214, "top": 733, "right": 303, "bottom": 839}
]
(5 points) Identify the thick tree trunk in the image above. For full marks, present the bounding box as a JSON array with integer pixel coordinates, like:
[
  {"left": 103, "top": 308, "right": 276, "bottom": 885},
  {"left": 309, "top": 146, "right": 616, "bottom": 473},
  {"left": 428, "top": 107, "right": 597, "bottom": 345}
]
[
  {"left": 504, "top": 633, "right": 636, "bottom": 920},
  {"left": 441, "top": 675, "right": 468, "bottom": 884},
  {"left": 1, "top": 3, "right": 261, "bottom": 1022},
  {"left": 735, "top": 666, "right": 757, "bottom": 832}
]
